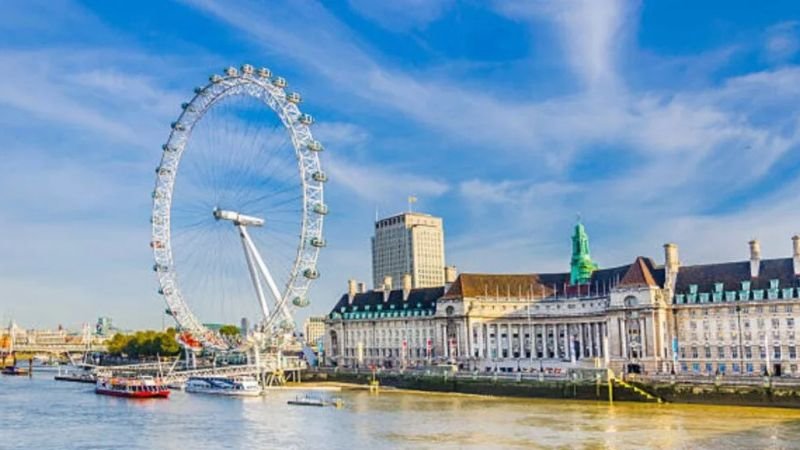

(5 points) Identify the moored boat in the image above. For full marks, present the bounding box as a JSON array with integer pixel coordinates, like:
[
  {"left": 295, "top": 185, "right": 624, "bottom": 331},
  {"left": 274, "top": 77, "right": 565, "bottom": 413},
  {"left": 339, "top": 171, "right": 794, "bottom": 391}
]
[
  {"left": 185, "top": 375, "right": 262, "bottom": 397},
  {"left": 2, "top": 365, "right": 29, "bottom": 376},
  {"left": 95, "top": 376, "right": 170, "bottom": 399},
  {"left": 287, "top": 395, "right": 343, "bottom": 407}
]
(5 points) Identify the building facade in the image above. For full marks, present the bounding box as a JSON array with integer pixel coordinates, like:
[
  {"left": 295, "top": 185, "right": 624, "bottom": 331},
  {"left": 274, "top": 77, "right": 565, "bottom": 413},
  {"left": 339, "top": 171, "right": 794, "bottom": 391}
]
[
  {"left": 304, "top": 316, "right": 326, "bottom": 347},
  {"left": 371, "top": 212, "right": 446, "bottom": 290},
  {"left": 326, "top": 221, "right": 800, "bottom": 377}
]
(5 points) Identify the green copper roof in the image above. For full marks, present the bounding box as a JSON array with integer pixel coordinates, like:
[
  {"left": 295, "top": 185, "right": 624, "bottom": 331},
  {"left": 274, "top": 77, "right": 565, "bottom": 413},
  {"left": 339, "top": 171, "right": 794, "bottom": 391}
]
[{"left": 570, "top": 219, "right": 598, "bottom": 285}]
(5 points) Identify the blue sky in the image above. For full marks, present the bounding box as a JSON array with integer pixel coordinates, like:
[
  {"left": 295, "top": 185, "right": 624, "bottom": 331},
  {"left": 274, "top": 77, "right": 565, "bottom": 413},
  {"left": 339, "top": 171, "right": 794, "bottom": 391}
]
[{"left": 3, "top": 0, "right": 800, "bottom": 330}]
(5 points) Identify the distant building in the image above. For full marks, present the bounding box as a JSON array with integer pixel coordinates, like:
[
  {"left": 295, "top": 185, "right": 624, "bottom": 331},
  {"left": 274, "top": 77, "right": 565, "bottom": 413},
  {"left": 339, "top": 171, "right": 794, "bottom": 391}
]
[
  {"left": 372, "top": 212, "right": 445, "bottom": 290},
  {"left": 95, "top": 317, "right": 113, "bottom": 336},
  {"left": 304, "top": 316, "right": 326, "bottom": 347},
  {"left": 325, "top": 220, "right": 800, "bottom": 377}
]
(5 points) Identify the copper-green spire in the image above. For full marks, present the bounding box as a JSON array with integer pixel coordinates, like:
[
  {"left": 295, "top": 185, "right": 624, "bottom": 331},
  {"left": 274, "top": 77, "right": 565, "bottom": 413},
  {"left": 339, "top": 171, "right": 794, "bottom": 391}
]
[{"left": 570, "top": 217, "right": 598, "bottom": 285}]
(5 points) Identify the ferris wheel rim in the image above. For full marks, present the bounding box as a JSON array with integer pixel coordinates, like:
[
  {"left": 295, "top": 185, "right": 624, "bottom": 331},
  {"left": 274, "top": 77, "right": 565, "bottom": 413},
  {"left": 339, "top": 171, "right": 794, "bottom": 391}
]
[{"left": 150, "top": 65, "right": 326, "bottom": 351}]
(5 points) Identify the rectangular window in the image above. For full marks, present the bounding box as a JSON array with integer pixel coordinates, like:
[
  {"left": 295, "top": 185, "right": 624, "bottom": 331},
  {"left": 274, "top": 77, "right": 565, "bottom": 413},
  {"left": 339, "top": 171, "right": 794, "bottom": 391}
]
[
  {"left": 705, "top": 346, "right": 712, "bottom": 358},
  {"left": 733, "top": 363, "right": 740, "bottom": 373},
  {"left": 790, "top": 346, "right": 797, "bottom": 359},
  {"left": 719, "top": 363, "right": 727, "bottom": 374},
  {"left": 717, "top": 346, "right": 725, "bottom": 358},
  {"left": 745, "top": 346, "right": 752, "bottom": 359},
  {"left": 731, "top": 346, "right": 739, "bottom": 358},
  {"left": 774, "top": 346, "right": 782, "bottom": 359},
  {"left": 788, "top": 318, "right": 795, "bottom": 328},
  {"left": 691, "top": 346, "right": 698, "bottom": 358},
  {"left": 760, "top": 346, "right": 766, "bottom": 359},
  {"left": 746, "top": 363, "right": 754, "bottom": 373},
  {"left": 772, "top": 318, "right": 781, "bottom": 329},
  {"left": 705, "top": 363, "right": 713, "bottom": 373}
]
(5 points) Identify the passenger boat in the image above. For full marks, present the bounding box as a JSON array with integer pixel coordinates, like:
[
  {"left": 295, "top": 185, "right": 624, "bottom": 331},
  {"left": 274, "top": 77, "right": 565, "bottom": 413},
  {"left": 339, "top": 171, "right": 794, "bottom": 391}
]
[
  {"left": 185, "top": 376, "right": 262, "bottom": 397},
  {"left": 287, "top": 395, "right": 343, "bottom": 408},
  {"left": 95, "top": 376, "right": 170, "bottom": 399},
  {"left": 1, "top": 365, "right": 29, "bottom": 376}
]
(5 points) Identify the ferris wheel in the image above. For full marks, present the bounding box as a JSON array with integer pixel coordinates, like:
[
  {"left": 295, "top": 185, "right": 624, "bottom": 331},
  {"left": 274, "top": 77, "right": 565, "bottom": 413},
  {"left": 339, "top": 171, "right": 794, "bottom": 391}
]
[{"left": 150, "top": 64, "right": 327, "bottom": 351}]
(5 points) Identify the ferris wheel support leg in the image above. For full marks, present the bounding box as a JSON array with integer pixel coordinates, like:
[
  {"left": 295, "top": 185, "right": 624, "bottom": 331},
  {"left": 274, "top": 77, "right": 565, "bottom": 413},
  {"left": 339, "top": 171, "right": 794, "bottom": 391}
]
[
  {"left": 237, "top": 225, "right": 271, "bottom": 323},
  {"left": 239, "top": 225, "right": 294, "bottom": 326}
]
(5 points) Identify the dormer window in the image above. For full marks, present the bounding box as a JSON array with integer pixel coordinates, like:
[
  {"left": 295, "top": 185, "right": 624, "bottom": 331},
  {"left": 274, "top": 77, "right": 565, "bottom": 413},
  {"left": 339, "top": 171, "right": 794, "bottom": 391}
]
[
  {"left": 699, "top": 293, "right": 710, "bottom": 303},
  {"left": 725, "top": 291, "right": 736, "bottom": 302},
  {"left": 770, "top": 279, "right": 780, "bottom": 290},
  {"left": 741, "top": 281, "right": 751, "bottom": 291},
  {"left": 714, "top": 283, "right": 724, "bottom": 293},
  {"left": 689, "top": 284, "right": 699, "bottom": 295},
  {"left": 753, "top": 289, "right": 764, "bottom": 300},
  {"left": 676, "top": 294, "right": 685, "bottom": 304},
  {"left": 783, "top": 288, "right": 794, "bottom": 299}
]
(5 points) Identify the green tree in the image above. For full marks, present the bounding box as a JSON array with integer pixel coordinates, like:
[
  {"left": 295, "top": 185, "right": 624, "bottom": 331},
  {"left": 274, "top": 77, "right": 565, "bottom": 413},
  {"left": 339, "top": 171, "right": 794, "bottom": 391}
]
[{"left": 219, "top": 324, "right": 240, "bottom": 337}]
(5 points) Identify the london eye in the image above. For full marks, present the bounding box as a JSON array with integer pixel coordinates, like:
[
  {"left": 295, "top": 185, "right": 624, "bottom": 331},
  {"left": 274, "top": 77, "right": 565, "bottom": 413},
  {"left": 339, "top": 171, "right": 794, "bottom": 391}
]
[{"left": 150, "top": 64, "right": 327, "bottom": 352}]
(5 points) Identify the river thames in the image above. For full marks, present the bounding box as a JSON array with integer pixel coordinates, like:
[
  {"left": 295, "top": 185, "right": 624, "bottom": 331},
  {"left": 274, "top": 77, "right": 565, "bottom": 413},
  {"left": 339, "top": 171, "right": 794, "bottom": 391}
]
[{"left": 3, "top": 371, "right": 800, "bottom": 449}]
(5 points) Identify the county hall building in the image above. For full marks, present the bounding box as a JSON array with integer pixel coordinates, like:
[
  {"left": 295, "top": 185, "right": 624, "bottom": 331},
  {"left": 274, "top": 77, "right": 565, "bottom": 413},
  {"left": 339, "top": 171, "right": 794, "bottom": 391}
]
[{"left": 324, "top": 219, "right": 800, "bottom": 377}]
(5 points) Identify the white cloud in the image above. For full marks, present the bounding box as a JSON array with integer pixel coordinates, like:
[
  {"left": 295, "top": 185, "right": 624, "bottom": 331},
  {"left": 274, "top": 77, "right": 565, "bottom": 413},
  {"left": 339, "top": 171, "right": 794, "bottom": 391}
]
[
  {"left": 327, "top": 154, "right": 449, "bottom": 205},
  {"left": 348, "top": 0, "right": 453, "bottom": 31},
  {"left": 765, "top": 21, "right": 800, "bottom": 63}
]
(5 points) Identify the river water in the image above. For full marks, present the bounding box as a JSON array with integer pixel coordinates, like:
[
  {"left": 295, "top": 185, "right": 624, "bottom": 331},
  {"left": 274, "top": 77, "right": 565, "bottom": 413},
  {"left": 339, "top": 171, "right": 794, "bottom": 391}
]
[{"left": 3, "top": 370, "right": 800, "bottom": 449}]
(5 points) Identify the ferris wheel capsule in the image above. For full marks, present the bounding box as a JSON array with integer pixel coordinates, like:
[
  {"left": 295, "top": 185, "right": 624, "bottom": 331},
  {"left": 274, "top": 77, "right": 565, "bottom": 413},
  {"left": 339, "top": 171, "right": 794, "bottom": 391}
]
[
  {"left": 298, "top": 114, "right": 314, "bottom": 125},
  {"left": 313, "top": 203, "right": 328, "bottom": 215},
  {"left": 292, "top": 297, "right": 310, "bottom": 307},
  {"left": 224, "top": 66, "right": 238, "bottom": 77},
  {"left": 310, "top": 237, "right": 326, "bottom": 248},
  {"left": 241, "top": 64, "right": 254, "bottom": 75},
  {"left": 307, "top": 140, "right": 323, "bottom": 152},
  {"left": 312, "top": 171, "right": 327, "bottom": 182},
  {"left": 258, "top": 67, "right": 272, "bottom": 78},
  {"left": 272, "top": 77, "right": 287, "bottom": 88},
  {"left": 286, "top": 92, "right": 301, "bottom": 104},
  {"left": 209, "top": 74, "right": 223, "bottom": 84}
]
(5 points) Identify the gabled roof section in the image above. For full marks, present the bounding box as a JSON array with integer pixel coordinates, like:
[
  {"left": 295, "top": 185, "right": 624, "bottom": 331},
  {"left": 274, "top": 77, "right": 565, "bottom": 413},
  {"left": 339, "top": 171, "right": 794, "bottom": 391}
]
[
  {"left": 328, "top": 286, "right": 444, "bottom": 317},
  {"left": 674, "top": 258, "right": 797, "bottom": 293},
  {"left": 443, "top": 274, "right": 557, "bottom": 300},
  {"left": 618, "top": 257, "right": 658, "bottom": 288}
]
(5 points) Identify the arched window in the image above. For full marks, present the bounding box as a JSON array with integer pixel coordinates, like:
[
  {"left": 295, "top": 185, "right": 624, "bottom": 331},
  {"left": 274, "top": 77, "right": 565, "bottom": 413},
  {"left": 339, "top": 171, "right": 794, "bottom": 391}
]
[{"left": 624, "top": 296, "right": 638, "bottom": 307}]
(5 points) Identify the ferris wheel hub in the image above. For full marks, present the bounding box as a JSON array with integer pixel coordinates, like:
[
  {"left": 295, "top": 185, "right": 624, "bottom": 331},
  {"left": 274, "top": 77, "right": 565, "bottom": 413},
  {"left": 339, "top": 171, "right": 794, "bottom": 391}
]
[{"left": 212, "top": 208, "right": 264, "bottom": 227}]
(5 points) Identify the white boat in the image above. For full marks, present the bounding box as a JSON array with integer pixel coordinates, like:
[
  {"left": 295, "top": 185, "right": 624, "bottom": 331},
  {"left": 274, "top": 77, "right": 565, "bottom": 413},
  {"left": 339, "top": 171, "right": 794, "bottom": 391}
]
[{"left": 185, "top": 376, "right": 262, "bottom": 397}]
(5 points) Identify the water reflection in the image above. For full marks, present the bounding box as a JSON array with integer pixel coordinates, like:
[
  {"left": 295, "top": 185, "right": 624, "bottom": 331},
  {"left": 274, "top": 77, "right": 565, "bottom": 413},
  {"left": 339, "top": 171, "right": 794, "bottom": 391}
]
[{"left": 3, "top": 373, "right": 800, "bottom": 449}]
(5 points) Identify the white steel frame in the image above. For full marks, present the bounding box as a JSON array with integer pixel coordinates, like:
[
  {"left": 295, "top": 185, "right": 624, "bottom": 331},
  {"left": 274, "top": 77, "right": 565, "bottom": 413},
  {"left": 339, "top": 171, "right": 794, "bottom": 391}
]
[{"left": 150, "top": 65, "right": 326, "bottom": 351}]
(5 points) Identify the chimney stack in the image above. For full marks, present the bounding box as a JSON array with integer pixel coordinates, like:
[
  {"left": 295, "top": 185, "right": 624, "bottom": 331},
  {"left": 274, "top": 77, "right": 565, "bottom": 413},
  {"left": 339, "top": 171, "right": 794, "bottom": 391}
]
[
  {"left": 358, "top": 282, "right": 367, "bottom": 294},
  {"left": 793, "top": 235, "right": 800, "bottom": 276},
  {"left": 347, "top": 279, "right": 357, "bottom": 305},
  {"left": 664, "top": 243, "right": 680, "bottom": 289},
  {"left": 444, "top": 265, "right": 458, "bottom": 284},
  {"left": 382, "top": 276, "right": 392, "bottom": 303},
  {"left": 402, "top": 273, "right": 412, "bottom": 301},
  {"left": 749, "top": 239, "right": 761, "bottom": 278}
]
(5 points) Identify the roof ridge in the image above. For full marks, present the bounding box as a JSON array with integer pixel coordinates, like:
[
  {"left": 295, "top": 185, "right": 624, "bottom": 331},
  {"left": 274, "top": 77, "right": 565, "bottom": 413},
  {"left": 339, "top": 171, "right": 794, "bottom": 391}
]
[{"left": 618, "top": 257, "right": 658, "bottom": 287}]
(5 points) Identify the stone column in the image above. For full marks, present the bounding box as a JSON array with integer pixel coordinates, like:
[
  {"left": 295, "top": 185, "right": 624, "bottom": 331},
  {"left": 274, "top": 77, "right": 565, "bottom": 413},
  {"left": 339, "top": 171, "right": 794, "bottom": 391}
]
[
  {"left": 495, "top": 323, "right": 501, "bottom": 360},
  {"left": 578, "top": 323, "right": 585, "bottom": 359},
  {"left": 563, "top": 324, "right": 569, "bottom": 359},
  {"left": 640, "top": 317, "right": 647, "bottom": 358}
]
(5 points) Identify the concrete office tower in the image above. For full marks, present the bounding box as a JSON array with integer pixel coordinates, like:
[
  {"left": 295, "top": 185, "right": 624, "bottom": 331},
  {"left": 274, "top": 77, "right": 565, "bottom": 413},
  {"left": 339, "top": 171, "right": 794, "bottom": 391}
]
[{"left": 372, "top": 212, "right": 445, "bottom": 290}]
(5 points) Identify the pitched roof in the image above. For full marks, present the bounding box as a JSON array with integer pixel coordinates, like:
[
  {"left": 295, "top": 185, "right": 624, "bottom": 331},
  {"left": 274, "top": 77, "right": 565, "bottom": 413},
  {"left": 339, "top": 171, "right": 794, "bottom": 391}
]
[
  {"left": 618, "top": 257, "right": 658, "bottom": 288},
  {"left": 443, "top": 259, "right": 665, "bottom": 299},
  {"left": 442, "top": 274, "right": 557, "bottom": 299},
  {"left": 328, "top": 286, "right": 444, "bottom": 317},
  {"left": 674, "top": 258, "right": 797, "bottom": 293}
]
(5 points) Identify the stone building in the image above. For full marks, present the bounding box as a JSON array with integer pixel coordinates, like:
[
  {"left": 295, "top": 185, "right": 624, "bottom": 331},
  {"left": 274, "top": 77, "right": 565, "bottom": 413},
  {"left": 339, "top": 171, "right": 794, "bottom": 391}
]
[
  {"left": 371, "top": 212, "right": 446, "bottom": 290},
  {"left": 325, "top": 221, "right": 800, "bottom": 377}
]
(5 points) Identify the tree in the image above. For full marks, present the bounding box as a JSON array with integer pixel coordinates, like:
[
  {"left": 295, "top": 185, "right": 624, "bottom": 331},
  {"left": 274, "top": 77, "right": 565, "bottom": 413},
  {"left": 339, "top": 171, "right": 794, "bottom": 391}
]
[{"left": 219, "top": 324, "right": 240, "bottom": 337}]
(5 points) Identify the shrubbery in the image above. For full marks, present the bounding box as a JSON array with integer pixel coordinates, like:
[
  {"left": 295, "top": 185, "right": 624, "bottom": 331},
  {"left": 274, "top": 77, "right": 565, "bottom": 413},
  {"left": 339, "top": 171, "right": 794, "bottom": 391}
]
[{"left": 106, "top": 329, "right": 180, "bottom": 358}]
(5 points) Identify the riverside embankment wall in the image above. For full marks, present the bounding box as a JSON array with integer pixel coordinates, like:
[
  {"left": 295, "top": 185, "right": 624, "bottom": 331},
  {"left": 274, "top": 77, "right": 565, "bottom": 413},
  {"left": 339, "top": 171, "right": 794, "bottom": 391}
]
[{"left": 303, "top": 371, "right": 800, "bottom": 408}]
